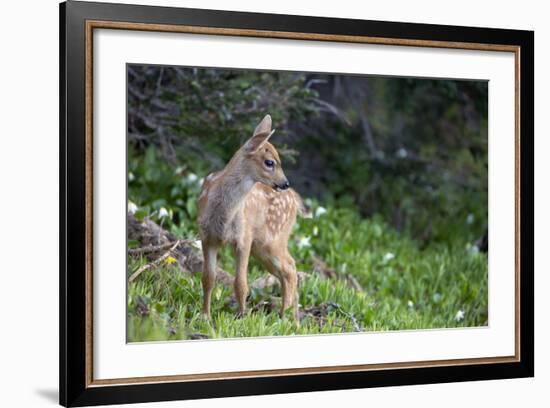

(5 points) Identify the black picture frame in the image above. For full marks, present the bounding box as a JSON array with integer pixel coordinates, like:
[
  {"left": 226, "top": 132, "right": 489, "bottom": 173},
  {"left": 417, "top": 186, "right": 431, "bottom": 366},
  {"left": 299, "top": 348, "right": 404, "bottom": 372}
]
[{"left": 60, "top": 1, "right": 534, "bottom": 406}]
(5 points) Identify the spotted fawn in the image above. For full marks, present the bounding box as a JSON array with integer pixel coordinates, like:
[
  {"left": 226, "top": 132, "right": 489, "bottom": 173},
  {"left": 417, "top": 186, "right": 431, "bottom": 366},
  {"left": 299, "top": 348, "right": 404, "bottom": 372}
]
[{"left": 197, "top": 114, "right": 305, "bottom": 324}]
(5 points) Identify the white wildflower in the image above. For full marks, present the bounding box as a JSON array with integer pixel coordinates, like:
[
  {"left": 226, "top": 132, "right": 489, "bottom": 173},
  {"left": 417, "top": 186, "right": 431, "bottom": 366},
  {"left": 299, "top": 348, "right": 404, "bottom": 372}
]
[
  {"left": 128, "top": 172, "right": 135, "bottom": 182},
  {"left": 315, "top": 206, "right": 327, "bottom": 217},
  {"left": 312, "top": 226, "right": 319, "bottom": 236},
  {"left": 396, "top": 148, "right": 408, "bottom": 158},
  {"left": 407, "top": 300, "right": 414, "bottom": 309},
  {"left": 128, "top": 201, "right": 138, "bottom": 214},
  {"left": 383, "top": 252, "right": 395, "bottom": 262},
  {"left": 186, "top": 173, "right": 198, "bottom": 183},
  {"left": 191, "top": 239, "right": 202, "bottom": 251},
  {"left": 466, "top": 213, "right": 475, "bottom": 225},
  {"left": 455, "top": 309, "right": 465, "bottom": 322},
  {"left": 158, "top": 207, "right": 169, "bottom": 219},
  {"left": 297, "top": 236, "right": 312, "bottom": 249}
]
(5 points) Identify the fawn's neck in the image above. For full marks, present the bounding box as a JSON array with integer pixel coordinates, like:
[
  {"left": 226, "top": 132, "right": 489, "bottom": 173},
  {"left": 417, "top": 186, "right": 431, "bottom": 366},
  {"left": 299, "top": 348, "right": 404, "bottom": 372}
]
[{"left": 212, "top": 159, "right": 255, "bottom": 224}]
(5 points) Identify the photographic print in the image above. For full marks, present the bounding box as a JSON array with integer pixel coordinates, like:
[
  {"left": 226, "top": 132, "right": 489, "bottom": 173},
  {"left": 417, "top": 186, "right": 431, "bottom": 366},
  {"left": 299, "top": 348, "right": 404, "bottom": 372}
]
[
  {"left": 61, "top": 3, "right": 533, "bottom": 404},
  {"left": 126, "top": 65, "right": 489, "bottom": 342}
]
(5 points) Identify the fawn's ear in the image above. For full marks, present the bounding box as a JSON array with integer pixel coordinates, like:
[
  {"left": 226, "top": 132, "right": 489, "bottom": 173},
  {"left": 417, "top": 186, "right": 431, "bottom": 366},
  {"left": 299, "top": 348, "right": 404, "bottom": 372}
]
[
  {"left": 244, "top": 115, "right": 274, "bottom": 153},
  {"left": 254, "top": 114, "right": 272, "bottom": 136}
]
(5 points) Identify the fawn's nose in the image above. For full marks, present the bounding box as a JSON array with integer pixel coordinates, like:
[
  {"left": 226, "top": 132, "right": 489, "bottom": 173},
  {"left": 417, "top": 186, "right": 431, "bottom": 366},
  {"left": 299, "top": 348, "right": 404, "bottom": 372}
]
[{"left": 279, "top": 180, "right": 290, "bottom": 190}]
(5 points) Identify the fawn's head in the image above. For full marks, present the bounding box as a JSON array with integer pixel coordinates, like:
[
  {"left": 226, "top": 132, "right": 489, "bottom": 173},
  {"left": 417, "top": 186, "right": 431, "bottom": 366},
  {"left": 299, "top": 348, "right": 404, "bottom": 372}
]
[{"left": 237, "top": 114, "right": 290, "bottom": 191}]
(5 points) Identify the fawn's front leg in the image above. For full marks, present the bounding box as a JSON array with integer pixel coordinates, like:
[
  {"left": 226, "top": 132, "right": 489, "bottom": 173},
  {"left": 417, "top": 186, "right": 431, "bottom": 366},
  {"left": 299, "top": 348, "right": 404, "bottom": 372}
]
[
  {"left": 201, "top": 242, "right": 218, "bottom": 320},
  {"left": 234, "top": 239, "right": 252, "bottom": 317}
]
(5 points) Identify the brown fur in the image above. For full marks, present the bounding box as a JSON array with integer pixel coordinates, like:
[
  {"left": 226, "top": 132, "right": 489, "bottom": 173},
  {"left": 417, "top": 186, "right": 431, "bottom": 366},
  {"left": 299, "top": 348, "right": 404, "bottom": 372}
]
[{"left": 197, "top": 115, "right": 302, "bottom": 323}]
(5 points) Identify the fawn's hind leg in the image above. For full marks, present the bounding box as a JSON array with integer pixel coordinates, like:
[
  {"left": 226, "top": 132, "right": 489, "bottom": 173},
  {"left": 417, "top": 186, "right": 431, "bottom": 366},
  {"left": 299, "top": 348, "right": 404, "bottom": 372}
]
[
  {"left": 257, "top": 246, "right": 300, "bottom": 325},
  {"left": 201, "top": 242, "right": 218, "bottom": 320},
  {"left": 279, "top": 254, "right": 299, "bottom": 324}
]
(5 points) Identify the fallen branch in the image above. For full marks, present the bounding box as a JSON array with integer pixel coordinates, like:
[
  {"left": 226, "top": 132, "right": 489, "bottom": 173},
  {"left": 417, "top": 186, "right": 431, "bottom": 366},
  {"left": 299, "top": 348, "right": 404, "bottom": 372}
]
[
  {"left": 328, "top": 302, "right": 362, "bottom": 332},
  {"left": 299, "top": 302, "right": 363, "bottom": 332},
  {"left": 250, "top": 272, "right": 309, "bottom": 291},
  {"left": 129, "top": 240, "right": 181, "bottom": 283},
  {"left": 311, "top": 255, "right": 364, "bottom": 292},
  {"left": 128, "top": 240, "right": 192, "bottom": 255},
  {"left": 250, "top": 296, "right": 279, "bottom": 313},
  {"left": 344, "top": 275, "right": 363, "bottom": 292},
  {"left": 214, "top": 268, "right": 234, "bottom": 287},
  {"left": 188, "top": 333, "right": 210, "bottom": 340},
  {"left": 127, "top": 213, "right": 234, "bottom": 286}
]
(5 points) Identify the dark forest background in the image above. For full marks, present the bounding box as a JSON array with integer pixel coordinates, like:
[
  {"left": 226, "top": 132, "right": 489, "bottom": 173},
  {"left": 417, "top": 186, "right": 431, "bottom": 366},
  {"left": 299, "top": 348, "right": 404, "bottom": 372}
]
[{"left": 127, "top": 65, "right": 488, "bottom": 247}]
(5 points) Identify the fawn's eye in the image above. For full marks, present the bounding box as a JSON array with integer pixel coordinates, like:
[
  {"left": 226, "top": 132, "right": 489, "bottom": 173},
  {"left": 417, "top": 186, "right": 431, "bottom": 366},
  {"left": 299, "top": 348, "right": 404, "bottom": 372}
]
[{"left": 264, "top": 159, "right": 275, "bottom": 169}]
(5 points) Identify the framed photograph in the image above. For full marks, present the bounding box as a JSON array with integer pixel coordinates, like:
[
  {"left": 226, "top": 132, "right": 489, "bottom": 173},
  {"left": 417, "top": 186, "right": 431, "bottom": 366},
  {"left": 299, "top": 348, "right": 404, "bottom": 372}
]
[{"left": 60, "top": 1, "right": 534, "bottom": 406}]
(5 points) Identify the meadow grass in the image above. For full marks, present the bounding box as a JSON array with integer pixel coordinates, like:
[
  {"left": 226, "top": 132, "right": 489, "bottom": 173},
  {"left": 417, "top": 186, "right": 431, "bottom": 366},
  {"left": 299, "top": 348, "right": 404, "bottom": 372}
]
[{"left": 127, "top": 202, "right": 487, "bottom": 342}]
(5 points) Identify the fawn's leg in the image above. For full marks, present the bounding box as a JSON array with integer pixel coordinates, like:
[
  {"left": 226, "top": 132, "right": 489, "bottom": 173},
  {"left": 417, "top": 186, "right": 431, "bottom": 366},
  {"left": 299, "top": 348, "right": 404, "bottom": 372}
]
[
  {"left": 255, "top": 245, "right": 300, "bottom": 326},
  {"left": 234, "top": 239, "right": 252, "bottom": 317},
  {"left": 201, "top": 242, "right": 218, "bottom": 319},
  {"left": 280, "top": 254, "right": 300, "bottom": 325}
]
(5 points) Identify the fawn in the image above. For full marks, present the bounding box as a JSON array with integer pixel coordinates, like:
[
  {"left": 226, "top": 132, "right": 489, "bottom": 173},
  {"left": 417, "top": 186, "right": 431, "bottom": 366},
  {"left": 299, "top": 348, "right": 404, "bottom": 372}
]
[{"left": 197, "top": 114, "right": 304, "bottom": 324}]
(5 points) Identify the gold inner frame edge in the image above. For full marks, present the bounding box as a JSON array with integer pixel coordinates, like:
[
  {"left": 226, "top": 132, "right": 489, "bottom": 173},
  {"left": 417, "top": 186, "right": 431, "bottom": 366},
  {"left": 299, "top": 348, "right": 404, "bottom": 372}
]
[{"left": 84, "top": 19, "right": 521, "bottom": 388}]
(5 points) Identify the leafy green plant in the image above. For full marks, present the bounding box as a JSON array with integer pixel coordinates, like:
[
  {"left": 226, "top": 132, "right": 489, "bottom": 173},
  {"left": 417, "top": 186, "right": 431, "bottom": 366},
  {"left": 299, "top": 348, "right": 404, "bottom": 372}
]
[
  {"left": 128, "top": 145, "right": 203, "bottom": 231},
  {"left": 127, "top": 179, "right": 487, "bottom": 341}
]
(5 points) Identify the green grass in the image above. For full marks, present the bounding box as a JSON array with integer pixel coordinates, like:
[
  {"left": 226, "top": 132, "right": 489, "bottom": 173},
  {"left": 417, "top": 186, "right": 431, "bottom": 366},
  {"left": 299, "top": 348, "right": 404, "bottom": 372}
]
[{"left": 127, "top": 201, "right": 487, "bottom": 342}]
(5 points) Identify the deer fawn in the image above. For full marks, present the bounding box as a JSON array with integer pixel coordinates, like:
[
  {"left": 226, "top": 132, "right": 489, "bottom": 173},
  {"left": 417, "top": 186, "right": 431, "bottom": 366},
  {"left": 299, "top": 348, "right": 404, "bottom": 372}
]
[{"left": 198, "top": 114, "right": 304, "bottom": 324}]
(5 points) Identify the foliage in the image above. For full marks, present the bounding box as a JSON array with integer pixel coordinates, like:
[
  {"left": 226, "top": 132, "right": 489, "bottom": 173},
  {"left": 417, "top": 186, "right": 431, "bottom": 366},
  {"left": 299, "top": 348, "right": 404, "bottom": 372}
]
[
  {"left": 126, "top": 66, "right": 488, "bottom": 341},
  {"left": 128, "top": 65, "right": 319, "bottom": 171},
  {"left": 128, "top": 145, "right": 202, "bottom": 228},
  {"left": 128, "top": 66, "right": 488, "bottom": 244},
  {"left": 127, "top": 183, "right": 487, "bottom": 341},
  {"left": 291, "top": 77, "right": 488, "bottom": 243}
]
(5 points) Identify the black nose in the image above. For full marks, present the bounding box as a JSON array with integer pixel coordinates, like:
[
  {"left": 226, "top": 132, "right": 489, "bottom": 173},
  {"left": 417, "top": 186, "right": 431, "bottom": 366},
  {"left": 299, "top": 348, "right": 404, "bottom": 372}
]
[{"left": 279, "top": 180, "right": 290, "bottom": 190}]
